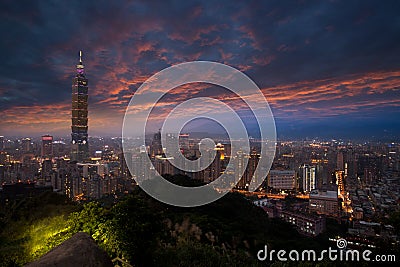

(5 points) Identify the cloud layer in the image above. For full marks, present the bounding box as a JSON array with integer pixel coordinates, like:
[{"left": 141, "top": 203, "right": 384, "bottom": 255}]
[{"left": 0, "top": 0, "right": 399, "bottom": 138}]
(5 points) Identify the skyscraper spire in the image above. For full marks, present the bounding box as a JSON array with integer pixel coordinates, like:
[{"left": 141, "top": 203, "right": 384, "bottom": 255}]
[
  {"left": 76, "top": 50, "right": 84, "bottom": 74},
  {"left": 71, "top": 51, "right": 89, "bottom": 162}
]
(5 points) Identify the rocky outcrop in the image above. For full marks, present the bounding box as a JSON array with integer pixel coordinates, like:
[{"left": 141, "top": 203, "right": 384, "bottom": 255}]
[{"left": 25, "top": 232, "right": 113, "bottom": 267}]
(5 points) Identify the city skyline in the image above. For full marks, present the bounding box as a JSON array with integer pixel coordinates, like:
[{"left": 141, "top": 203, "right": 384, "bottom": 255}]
[{"left": 0, "top": 1, "right": 399, "bottom": 139}]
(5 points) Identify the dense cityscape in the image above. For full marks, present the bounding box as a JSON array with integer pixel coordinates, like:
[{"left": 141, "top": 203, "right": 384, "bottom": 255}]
[{"left": 1, "top": 132, "right": 400, "bottom": 239}]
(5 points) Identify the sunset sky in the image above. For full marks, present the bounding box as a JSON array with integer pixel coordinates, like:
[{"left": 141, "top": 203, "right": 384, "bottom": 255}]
[{"left": 1, "top": 0, "right": 399, "bottom": 139}]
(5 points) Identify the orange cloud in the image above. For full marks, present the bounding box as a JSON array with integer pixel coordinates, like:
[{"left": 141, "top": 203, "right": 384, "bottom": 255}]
[{"left": 2, "top": 69, "right": 399, "bottom": 136}]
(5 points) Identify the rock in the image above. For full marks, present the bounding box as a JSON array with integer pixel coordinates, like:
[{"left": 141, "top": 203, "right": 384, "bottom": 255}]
[{"left": 25, "top": 232, "right": 113, "bottom": 267}]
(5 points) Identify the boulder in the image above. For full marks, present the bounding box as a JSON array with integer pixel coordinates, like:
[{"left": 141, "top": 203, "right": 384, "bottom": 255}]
[{"left": 25, "top": 232, "right": 113, "bottom": 267}]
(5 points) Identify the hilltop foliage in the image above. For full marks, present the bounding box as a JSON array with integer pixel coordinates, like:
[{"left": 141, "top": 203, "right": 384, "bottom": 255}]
[{"left": 0, "top": 177, "right": 367, "bottom": 267}]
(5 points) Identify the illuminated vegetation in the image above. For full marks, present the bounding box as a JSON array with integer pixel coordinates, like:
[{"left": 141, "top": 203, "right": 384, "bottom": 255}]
[{"left": 0, "top": 192, "right": 78, "bottom": 266}]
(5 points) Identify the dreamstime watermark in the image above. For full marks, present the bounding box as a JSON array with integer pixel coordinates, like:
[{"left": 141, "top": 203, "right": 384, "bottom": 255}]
[
  {"left": 257, "top": 238, "right": 396, "bottom": 262},
  {"left": 122, "top": 61, "right": 276, "bottom": 207}
]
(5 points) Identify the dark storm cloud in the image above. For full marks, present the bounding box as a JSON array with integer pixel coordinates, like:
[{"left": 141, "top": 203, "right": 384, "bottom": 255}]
[
  {"left": 0, "top": 0, "right": 399, "bottom": 136},
  {"left": 237, "top": 0, "right": 400, "bottom": 85}
]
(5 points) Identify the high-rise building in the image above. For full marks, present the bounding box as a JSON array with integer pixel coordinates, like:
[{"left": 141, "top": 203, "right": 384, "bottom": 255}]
[
  {"left": 71, "top": 51, "right": 89, "bottom": 162},
  {"left": 154, "top": 155, "right": 175, "bottom": 175},
  {"left": 309, "top": 189, "right": 339, "bottom": 217},
  {"left": 301, "top": 164, "right": 316, "bottom": 193},
  {"left": 210, "top": 143, "right": 224, "bottom": 181},
  {"left": 61, "top": 162, "right": 111, "bottom": 199},
  {"left": 132, "top": 145, "right": 154, "bottom": 181},
  {"left": 336, "top": 151, "right": 344, "bottom": 171},
  {"left": 53, "top": 140, "right": 66, "bottom": 158},
  {"left": 41, "top": 135, "right": 53, "bottom": 159},
  {"left": 244, "top": 150, "right": 259, "bottom": 188},
  {"left": 235, "top": 149, "right": 246, "bottom": 188},
  {"left": 40, "top": 159, "right": 53, "bottom": 185},
  {"left": 0, "top": 136, "right": 4, "bottom": 151},
  {"left": 179, "top": 133, "right": 190, "bottom": 153},
  {"left": 335, "top": 170, "right": 345, "bottom": 197},
  {"left": 119, "top": 152, "right": 132, "bottom": 178},
  {"left": 150, "top": 131, "right": 163, "bottom": 158},
  {"left": 193, "top": 143, "right": 225, "bottom": 183},
  {"left": 268, "top": 170, "right": 296, "bottom": 190},
  {"left": 21, "top": 138, "right": 32, "bottom": 153}
]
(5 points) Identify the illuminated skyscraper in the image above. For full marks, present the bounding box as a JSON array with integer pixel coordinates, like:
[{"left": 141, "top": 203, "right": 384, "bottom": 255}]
[
  {"left": 335, "top": 170, "right": 345, "bottom": 197},
  {"left": 71, "top": 51, "right": 89, "bottom": 162},
  {"left": 41, "top": 135, "right": 53, "bottom": 159},
  {"left": 301, "top": 164, "right": 316, "bottom": 193},
  {"left": 150, "top": 130, "right": 163, "bottom": 158}
]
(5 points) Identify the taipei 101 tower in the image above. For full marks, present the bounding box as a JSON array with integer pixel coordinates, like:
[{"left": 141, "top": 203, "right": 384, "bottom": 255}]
[{"left": 70, "top": 51, "right": 89, "bottom": 162}]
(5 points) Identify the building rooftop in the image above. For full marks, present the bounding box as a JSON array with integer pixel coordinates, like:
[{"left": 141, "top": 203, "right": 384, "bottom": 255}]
[{"left": 309, "top": 189, "right": 338, "bottom": 199}]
